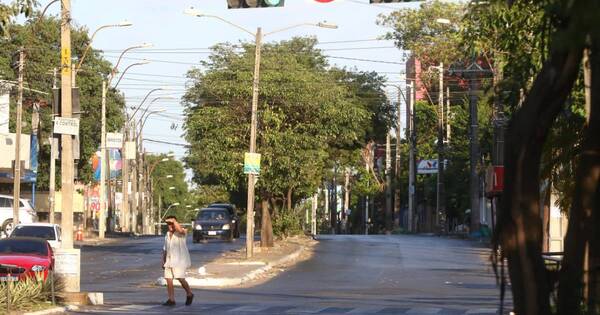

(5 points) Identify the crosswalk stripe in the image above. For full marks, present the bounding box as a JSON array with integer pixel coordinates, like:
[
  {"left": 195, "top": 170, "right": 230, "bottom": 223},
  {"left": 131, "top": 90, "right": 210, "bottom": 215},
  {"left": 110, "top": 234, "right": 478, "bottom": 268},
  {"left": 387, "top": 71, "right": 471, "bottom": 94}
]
[
  {"left": 347, "top": 307, "right": 386, "bottom": 314},
  {"left": 406, "top": 307, "right": 443, "bottom": 314},
  {"left": 285, "top": 306, "right": 328, "bottom": 313},
  {"left": 228, "top": 305, "right": 272, "bottom": 312}
]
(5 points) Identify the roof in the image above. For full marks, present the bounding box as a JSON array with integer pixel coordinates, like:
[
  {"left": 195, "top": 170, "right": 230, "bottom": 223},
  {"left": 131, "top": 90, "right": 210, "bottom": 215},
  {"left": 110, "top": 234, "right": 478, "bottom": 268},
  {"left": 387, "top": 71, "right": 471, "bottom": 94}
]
[{"left": 14, "top": 223, "right": 58, "bottom": 228}]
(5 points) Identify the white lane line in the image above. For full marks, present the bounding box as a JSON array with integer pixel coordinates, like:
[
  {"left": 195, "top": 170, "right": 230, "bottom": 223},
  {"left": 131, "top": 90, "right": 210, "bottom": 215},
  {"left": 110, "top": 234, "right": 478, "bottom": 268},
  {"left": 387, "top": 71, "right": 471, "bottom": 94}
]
[{"left": 227, "top": 305, "right": 272, "bottom": 312}]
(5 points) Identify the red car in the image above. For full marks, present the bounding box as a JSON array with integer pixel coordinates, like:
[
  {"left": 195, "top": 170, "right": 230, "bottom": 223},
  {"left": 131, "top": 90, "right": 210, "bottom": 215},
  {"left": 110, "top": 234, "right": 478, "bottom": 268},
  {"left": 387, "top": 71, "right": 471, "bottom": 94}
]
[{"left": 0, "top": 237, "right": 54, "bottom": 281}]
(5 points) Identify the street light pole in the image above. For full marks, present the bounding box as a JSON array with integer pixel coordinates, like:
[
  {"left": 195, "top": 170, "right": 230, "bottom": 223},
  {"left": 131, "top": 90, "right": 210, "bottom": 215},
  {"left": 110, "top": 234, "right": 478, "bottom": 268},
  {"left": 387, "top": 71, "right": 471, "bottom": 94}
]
[
  {"left": 99, "top": 80, "right": 107, "bottom": 239},
  {"left": 12, "top": 49, "right": 24, "bottom": 229},
  {"left": 245, "top": 26, "right": 262, "bottom": 259}
]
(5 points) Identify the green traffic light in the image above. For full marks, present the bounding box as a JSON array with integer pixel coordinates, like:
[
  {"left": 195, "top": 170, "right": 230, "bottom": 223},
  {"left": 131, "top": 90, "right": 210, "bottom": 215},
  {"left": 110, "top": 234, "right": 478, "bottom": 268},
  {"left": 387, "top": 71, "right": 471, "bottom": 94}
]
[{"left": 264, "top": 0, "right": 282, "bottom": 6}]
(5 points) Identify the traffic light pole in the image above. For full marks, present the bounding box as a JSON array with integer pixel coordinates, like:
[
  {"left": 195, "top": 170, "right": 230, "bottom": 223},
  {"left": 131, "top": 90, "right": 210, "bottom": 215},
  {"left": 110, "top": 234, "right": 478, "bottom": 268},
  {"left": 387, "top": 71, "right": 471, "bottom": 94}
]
[
  {"left": 12, "top": 49, "right": 24, "bottom": 228},
  {"left": 246, "top": 27, "right": 262, "bottom": 259}
]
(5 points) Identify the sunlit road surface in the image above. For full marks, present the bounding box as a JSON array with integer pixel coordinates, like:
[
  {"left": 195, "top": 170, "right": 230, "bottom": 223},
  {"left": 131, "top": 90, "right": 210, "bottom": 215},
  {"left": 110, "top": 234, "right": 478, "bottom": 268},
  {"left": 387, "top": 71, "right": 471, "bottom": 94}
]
[{"left": 72, "top": 234, "right": 511, "bottom": 315}]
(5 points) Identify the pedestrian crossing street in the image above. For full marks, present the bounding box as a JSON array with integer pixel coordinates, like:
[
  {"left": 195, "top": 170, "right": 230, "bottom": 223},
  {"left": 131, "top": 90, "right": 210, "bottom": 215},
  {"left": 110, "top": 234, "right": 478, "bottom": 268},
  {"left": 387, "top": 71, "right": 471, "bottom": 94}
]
[{"left": 76, "top": 303, "right": 507, "bottom": 315}]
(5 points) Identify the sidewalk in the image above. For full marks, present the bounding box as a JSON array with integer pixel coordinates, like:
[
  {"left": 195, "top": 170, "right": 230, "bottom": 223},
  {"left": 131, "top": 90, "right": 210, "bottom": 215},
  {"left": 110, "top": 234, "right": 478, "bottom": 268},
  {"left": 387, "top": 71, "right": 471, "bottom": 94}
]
[{"left": 158, "top": 236, "right": 316, "bottom": 288}]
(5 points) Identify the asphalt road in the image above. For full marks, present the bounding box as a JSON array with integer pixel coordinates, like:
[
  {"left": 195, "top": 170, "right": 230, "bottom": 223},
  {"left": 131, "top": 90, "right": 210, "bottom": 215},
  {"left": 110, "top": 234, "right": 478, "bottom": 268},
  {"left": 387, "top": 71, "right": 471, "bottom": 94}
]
[{"left": 72, "top": 234, "right": 511, "bottom": 315}]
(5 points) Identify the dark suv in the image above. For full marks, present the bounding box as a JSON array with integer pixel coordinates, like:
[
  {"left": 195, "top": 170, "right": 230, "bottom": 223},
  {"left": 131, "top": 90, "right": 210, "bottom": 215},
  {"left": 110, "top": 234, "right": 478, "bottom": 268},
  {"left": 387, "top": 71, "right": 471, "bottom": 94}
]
[
  {"left": 193, "top": 208, "right": 234, "bottom": 243},
  {"left": 207, "top": 203, "right": 240, "bottom": 238}
]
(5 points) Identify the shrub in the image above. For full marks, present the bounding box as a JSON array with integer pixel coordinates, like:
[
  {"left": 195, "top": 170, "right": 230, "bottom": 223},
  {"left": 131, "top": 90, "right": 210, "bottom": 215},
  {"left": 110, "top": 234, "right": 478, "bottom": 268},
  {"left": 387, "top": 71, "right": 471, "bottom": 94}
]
[
  {"left": 0, "top": 273, "right": 61, "bottom": 311},
  {"left": 272, "top": 209, "right": 303, "bottom": 238}
]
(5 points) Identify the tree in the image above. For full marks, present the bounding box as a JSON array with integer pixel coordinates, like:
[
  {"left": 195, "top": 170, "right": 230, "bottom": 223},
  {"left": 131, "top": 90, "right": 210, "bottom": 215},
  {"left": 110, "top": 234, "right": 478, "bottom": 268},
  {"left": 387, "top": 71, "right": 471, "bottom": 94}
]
[
  {"left": 0, "top": 0, "right": 36, "bottom": 37},
  {"left": 0, "top": 14, "right": 126, "bottom": 190},
  {"left": 147, "top": 154, "right": 191, "bottom": 222},
  {"left": 461, "top": 0, "right": 600, "bottom": 314},
  {"left": 183, "top": 37, "right": 386, "bottom": 241}
]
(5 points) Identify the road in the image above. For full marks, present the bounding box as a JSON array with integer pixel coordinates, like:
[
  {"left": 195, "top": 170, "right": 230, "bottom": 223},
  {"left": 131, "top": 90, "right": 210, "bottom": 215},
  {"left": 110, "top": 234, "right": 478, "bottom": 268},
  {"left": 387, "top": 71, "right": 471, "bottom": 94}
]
[{"left": 73, "top": 234, "right": 511, "bottom": 315}]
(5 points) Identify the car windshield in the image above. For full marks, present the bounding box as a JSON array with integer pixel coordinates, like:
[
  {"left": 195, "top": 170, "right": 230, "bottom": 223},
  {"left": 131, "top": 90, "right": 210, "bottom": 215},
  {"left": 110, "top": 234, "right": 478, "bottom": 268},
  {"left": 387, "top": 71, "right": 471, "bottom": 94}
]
[
  {"left": 12, "top": 226, "right": 56, "bottom": 241},
  {"left": 0, "top": 239, "right": 48, "bottom": 256},
  {"left": 197, "top": 209, "right": 230, "bottom": 221}
]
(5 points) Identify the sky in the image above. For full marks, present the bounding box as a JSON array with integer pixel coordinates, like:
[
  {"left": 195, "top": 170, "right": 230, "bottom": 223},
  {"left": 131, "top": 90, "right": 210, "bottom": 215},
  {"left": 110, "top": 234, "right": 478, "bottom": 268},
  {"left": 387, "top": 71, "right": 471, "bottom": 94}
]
[{"left": 40, "top": 0, "right": 421, "bottom": 183}]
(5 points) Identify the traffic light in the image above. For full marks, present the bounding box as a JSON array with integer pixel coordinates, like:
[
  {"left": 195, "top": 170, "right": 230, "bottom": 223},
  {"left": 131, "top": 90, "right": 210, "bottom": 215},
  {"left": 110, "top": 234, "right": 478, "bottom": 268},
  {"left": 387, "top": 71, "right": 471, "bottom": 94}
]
[{"left": 227, "top": 0, "right": 284, "bottom": 9}]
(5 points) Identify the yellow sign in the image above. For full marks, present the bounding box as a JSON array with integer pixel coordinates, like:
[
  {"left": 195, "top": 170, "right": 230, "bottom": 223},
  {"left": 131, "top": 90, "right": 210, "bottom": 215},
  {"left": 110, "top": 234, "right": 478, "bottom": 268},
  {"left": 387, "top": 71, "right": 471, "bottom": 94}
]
[
  {"left": 61, "top": 48, "right": 71, "bottom": 75},
  {"left": 244, "top": 153, "right": 261, "bottom": 174}
]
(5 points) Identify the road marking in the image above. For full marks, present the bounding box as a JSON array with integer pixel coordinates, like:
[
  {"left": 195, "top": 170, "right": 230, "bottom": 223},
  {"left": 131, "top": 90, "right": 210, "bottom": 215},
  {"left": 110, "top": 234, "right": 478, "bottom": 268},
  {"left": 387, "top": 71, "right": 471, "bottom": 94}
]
[
  {"left": 347, "top": 307, "right": 385, "bottom": 314},
  {"left": 110, "top": 305, "right": 156, "bottom": 312},
  {"left": 406, "top": 307, "right": 442, "bottom": 314},
  {"left": 466, "top": 308, "right": 499, "bottom": 314},
  {"left": 285, "top": 306, "right": 328, "bottom": 313},
  {"left": 228, "top": 305, "right": 271, "bottom": 312}
]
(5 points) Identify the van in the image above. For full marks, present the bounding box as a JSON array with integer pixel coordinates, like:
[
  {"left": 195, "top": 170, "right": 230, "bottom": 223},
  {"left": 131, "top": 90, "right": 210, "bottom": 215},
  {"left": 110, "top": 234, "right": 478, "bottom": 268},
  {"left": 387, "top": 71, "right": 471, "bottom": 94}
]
[{"left": 0, "top": 195, "right": 37, "bottom": 236}]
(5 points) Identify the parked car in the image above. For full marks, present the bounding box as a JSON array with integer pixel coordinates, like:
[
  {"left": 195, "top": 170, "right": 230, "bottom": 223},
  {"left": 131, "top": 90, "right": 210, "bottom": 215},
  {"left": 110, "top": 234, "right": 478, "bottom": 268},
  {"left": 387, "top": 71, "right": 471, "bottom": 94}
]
[
  {"left": 10, "top": 223, "right": 62, "bottom": 249},
  {"left": 0, "top": 194, "right": 37, "bottom": 236},
  {"left": 193, "top": 208, "right": 234, "bottom": 243},
  {"left": 0, "top": 237, "right": 53, "bottom": 280},
  {"left": 207, "top": 203, "right": 240, "bottom": 238}
]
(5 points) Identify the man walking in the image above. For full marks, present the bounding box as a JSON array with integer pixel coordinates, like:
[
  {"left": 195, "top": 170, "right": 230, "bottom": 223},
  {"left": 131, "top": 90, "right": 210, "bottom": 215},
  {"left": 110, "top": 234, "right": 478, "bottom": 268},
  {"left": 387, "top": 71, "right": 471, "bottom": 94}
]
[{"left": 162, "top": 215, "right": 194, "bottom": 306}]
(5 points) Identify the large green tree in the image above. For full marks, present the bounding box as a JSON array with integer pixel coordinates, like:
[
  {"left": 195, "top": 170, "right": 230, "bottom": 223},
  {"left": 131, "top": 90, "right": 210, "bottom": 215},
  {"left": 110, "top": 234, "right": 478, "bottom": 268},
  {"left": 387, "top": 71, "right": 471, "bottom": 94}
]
[
  {"left": 183, "top": 37, "right": 389, "bottom": 241},
  {"left": 0, "top": 14, "right": 125, "bottom": 190}
]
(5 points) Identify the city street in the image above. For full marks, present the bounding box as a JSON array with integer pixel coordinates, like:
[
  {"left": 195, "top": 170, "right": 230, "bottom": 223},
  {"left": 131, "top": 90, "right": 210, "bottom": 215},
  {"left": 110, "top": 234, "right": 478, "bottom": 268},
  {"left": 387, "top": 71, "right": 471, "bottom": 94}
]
[{"left": 73, "top": 235, "right": 510, "bottom": 315}]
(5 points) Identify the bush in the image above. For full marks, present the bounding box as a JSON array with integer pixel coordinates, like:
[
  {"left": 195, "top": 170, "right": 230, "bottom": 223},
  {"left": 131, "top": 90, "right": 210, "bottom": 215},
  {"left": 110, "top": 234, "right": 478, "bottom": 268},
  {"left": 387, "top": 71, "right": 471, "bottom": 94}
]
[
  {"left": 0, "top": 273, "right": 61, "bottom": 311},
  {"left": 272, "top": 209, "right": 303, "bottom": 238}
]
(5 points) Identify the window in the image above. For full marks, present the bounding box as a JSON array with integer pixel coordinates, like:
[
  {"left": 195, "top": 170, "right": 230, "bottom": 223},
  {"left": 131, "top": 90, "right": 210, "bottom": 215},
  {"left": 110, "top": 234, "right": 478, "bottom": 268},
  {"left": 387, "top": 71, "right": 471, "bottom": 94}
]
[
  {"left": 0, "top": 198, "right": 13, "bottom": 208},
  {"left": 0, "top": 239, "right": 48, "bottom": 256},
  {"left": 12, "top": 226, "right": 56, "bottom": 240}
]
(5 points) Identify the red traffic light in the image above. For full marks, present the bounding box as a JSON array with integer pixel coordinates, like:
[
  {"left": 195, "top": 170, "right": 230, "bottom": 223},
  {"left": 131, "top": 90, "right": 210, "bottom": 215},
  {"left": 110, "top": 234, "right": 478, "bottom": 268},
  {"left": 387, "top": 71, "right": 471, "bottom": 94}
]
[{"left": 228, "top": 0, "right": 284, "bottom": 9}]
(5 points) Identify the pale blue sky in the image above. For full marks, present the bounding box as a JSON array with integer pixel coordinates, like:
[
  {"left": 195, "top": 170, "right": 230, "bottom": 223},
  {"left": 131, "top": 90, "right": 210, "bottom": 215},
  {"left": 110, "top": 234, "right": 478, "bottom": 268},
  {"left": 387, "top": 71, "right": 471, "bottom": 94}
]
[{"left": 40, "top": 0, "right": 420, "bottom": 182}]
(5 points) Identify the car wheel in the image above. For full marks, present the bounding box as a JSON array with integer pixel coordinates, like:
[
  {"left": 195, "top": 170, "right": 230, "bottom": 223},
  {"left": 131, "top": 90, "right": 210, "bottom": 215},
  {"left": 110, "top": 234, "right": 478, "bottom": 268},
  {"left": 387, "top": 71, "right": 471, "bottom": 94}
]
[{"left": 2, "top": 219, "right": 13, "bottom": 236}]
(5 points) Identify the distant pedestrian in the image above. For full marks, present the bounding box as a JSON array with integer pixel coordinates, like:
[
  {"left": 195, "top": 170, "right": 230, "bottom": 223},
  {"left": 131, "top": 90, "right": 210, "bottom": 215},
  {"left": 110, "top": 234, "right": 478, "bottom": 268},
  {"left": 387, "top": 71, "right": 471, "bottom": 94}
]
[{"left": 162, "top": 215, "right": 194, "bottom": 306}]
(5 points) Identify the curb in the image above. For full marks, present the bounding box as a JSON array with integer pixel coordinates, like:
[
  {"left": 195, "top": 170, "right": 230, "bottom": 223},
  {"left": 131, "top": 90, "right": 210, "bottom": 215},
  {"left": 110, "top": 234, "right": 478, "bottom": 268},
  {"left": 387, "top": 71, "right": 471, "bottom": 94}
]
[
  {"left": 158, "top": 245, "right": 305, "bottom": 288},
  {"left": 24, "top": 305, "right": 78, "bottom": 315}
]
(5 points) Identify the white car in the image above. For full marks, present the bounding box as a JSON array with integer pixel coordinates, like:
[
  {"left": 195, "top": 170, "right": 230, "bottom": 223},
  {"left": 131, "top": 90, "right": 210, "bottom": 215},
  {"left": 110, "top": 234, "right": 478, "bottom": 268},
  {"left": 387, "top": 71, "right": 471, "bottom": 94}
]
[
  {"left": 9, "top": 223, "right": 62, "bottom": 249},
  {"left": 0, "top": 194, "right": 37, "bottom": 236}
]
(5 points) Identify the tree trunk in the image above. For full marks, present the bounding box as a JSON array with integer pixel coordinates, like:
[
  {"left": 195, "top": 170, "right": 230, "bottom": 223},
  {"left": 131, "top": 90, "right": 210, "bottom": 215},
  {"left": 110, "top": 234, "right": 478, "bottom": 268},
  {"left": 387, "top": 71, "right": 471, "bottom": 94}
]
[
  {"left": 495, "top": 44, "right": 582, "bottom": 315},
  {"left": 560, "top": 36, "right": 600, "bottom": 314},
  {"left": 260, "top": 199, "right": 274, "bottom": 248},
  {"left": 287, "top": 187, "right": 293, "bottom": 212}
]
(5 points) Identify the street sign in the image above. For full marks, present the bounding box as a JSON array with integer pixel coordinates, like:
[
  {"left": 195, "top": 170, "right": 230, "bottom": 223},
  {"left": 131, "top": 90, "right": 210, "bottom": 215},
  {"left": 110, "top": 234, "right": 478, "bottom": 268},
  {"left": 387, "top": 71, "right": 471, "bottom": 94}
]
[
  {"left": 53, "top": 117, "right": 79, "bottom": 136},
  {"left": 125, "top": 141, "right": 136, "bottom": 159},
  {"left": 417, "top": 159, "right": 438, "bottom": 174},
  {"left": 106, "top": 132, "right": 123, "bottom": 149},
  {"left": 244, "top": 152, "right": 261, "bottom": 174}
]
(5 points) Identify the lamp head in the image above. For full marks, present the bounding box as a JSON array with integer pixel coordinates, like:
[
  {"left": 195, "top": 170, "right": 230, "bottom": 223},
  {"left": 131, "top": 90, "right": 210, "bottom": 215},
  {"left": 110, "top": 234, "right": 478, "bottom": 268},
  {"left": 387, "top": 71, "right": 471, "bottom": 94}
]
[
  {"left": 317, "top": 21, "right": 338, "bottom": 29},
  {"left": 118, "top": 20, "right": 133, "bottom": 27},
  {"left": 184, "top": 7, "right": 203, "bottom": 17}
]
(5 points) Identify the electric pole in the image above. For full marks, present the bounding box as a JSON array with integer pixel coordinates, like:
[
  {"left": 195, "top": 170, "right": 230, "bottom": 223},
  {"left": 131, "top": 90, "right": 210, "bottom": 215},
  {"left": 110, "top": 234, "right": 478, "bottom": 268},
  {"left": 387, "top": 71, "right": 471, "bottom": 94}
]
[
  {"left": 131, "top": 126, "right": 138, "bottom": 234},
  {"left": 435, "top": 63, "right": 445, "bottom": 233},
  {"left": 407, "top": 81, "right": 416, "bottom": 233},
  {"left": 49, "top": 68, "right": 58, "bottom": 224},
  {"left": 121, "top": 121, "right": 129, "bottom": 232},
  {"left": 394, "top": 88, "right": 401, "bottom": 230},
  {"left": 99, "top": 80, "right": 107, "bottom": 239},
  {"left": 385, "top": 133, "right": 392, "bottom": 234},
  {"left": 469, "top": 72, "right": 481, "bottom": 233},
  {"left": 12, "top": 49, "right": 25, "bottom": 226},
  {"left": 245, "top": 27, "right": 262, "bottom": 259}
]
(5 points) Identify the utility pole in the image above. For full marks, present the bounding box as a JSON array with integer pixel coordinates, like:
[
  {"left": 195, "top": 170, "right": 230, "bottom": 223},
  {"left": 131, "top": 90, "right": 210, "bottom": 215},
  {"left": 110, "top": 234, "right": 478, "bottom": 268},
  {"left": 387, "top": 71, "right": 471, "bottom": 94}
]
[
  {"left": 446, "top": 86, "right": 451, "bottom": 143},
  {"left": 311, "top": 193, "right": 317, "bottom": 235},
  {"left": 469, "top": 73, "right": 481, "bottom": 233},
  {"left": 12, "top": 49, "right": 25, "bottom": 226},
  {"left": 385, "top": 133, "right": 392, "bottom": 234},
  {"left": 140, "top": 151, "right": 147, "bottom": 234},
  {"left": 330, "top": 168, "right": 337, "bottom": 234},
  {"left": 58, "top": 0, "right": 79, "bottom": 293},
  {"left": 407, "top": 81, "right": 416, "bottom": 232},
  {"left": 99, "top": 80, "right": 107, "bottom": 239},
  {"left": 49, "top": 68, "right": 58, "bottom": 224},
  {"left": 245, "top": 27, "right": 262, "bottom": 259},
  {"left": 137, "top": 142, "right": 144, "bottom": 234},
  {"left": 394, "top": 88, "right": 401, "bottom": 230},
  {"left": 131, "top": 127, "right": 138, "bottom": 234},
  {"left": 436, "top": 62, "right": 445, "bottom": 232},
  {"left": 157, "top": 194, "right": 162, "bottom": 235},
  {"left": 120, "top": 121, "right": 129, "bottom": 232}
]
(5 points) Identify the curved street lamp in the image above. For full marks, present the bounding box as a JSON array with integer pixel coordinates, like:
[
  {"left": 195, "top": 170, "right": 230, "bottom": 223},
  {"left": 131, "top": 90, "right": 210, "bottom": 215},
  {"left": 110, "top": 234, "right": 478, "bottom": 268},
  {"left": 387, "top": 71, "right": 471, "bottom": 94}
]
[
  {"left": 76, "top": 21, "right": 133, "bottom": 76},
  {"left": 185, "top": 7, "right": 338, "bottom": 259}
]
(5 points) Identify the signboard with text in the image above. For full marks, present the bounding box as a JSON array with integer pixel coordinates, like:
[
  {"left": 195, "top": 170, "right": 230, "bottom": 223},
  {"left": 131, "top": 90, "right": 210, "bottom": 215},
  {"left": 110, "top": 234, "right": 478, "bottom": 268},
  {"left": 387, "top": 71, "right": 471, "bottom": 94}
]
[
  {"left": 417, "top": 159, "right": 438, "bottom": 174},
  {"left": 53, "top": 117, "right": 79, "bottom": 136},
  {"left": 243, "top": 153, "right": 261, "bottom": 174},
  {"left": 106, "top": 132, "right": 123, "bottom": 149}
]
